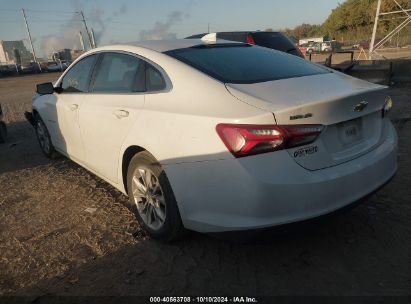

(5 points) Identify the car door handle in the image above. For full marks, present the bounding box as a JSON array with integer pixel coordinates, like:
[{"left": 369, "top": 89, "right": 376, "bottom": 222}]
[
  {"left": 69, "top": 104, "right": 79, "bottom": 111},
  {"left": 113, "top": 110, "right": 129, "bottom": 119}
]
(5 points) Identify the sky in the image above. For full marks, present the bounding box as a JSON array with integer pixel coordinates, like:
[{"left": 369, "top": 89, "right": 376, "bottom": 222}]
[{"left": 0, "top": 0, "right": 341, "bottom": 58}]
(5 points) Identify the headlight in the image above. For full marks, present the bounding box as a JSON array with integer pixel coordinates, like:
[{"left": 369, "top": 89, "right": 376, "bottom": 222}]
[{"left": 382, "top": 96, "right": 393, "bottom": 117}]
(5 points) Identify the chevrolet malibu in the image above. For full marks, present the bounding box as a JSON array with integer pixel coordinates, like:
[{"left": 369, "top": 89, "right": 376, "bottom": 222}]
[{"left": 26, "top": 38, "right": 397, "bottom": 240}]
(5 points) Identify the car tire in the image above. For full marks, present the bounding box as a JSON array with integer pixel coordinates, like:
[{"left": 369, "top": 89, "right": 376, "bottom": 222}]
[
  {"left": 127, "top": 151, "right": 184, "bottom": 241},
  {"left": 35, "top": 115, "right": 56, "bottom": 158},
  {"left": 0, "top": 122, "right": 7, "bottom": 143}
]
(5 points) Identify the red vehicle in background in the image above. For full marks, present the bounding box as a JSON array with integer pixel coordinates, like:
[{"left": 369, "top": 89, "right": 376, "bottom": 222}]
[{"left": 298, "top": 45, "right": 308, "bottom": 57}]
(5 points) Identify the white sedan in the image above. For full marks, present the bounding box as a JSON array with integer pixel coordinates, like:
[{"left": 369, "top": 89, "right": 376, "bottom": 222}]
[{"left": 26, "top": 38, "right": 397, "bottom": 240}]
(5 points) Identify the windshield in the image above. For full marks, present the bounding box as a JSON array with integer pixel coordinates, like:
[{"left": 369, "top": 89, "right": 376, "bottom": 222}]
[{"left": 165, "top": 44, "right": 329, "bottom": 84}]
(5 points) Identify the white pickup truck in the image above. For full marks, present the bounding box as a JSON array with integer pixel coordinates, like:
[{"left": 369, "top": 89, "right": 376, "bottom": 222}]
[{"left": 305, "top": 41, "right": 340, "bottom": 54}]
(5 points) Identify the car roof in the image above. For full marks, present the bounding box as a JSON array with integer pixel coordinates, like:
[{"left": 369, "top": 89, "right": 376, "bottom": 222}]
[
  {"left": 127, "top": 39, "right": 240, "bottom": 53},
  {"left": 186, "top": 31, "right": 283, "bottom": 38},
  {"left": 78, "top": 39, "right": 244, "bottom": 65}
]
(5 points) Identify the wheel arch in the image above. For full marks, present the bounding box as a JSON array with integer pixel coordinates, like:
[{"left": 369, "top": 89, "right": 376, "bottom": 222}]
[
  {"left": 33, "top": 108, "right": 40, "bottom": 118},
  {"left": 121, "top": 145, "right": 146, "bottom": 194}
]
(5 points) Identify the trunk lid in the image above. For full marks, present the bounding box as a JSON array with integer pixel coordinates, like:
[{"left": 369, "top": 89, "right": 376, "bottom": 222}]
[{"left": 226, "top": 72, "right": 389, "bottom": 170}]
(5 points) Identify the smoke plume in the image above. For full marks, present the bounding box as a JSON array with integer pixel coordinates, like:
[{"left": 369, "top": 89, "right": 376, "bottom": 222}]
[
  {"left": 139, "top": 11, "right": 188, "bottom": 41},
  {"left": 39, "top": 1, "right": 127, "bottom": 56}
]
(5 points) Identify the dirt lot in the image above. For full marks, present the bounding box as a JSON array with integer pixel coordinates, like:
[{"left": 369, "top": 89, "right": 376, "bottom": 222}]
[{"left": 0, "top": 74, "right": 411, "bottom": 298}]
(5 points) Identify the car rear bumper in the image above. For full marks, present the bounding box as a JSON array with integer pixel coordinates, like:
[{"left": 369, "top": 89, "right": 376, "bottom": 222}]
[{"left": 164, "top": 122, "right": 398, "bottom": 233}]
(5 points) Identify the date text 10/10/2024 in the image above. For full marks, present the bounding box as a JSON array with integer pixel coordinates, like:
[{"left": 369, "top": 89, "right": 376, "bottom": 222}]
[{"left": 149, "top": 296, "right": 259, "bottom": 303}]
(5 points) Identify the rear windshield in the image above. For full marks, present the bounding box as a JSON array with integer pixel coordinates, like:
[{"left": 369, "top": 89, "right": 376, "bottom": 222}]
[{"left": 165, "top": 45, "right": 329, "bottom": 84}]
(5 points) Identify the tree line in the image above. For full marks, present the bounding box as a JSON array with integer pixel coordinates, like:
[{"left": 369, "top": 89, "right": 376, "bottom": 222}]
[{"left": 269, "top": 0, "right": 410, "bottom": 43}]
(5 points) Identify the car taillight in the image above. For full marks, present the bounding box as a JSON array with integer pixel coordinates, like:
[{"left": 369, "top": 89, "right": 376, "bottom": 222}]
[
  {"left": 216, "top": 124, "right": 323, "bottom": 158},
  {"left": 246, "top": 34, "right": 255, "bottom": 45}
]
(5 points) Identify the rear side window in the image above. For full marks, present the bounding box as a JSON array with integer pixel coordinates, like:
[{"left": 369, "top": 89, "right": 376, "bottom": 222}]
[
  {"left": 92, "top": 53, "right": 145, "bottom": 93},
  {"left": 146, "top": 64, "right": 166, "bottom": 91},
  {"left": 61, "top": 55, "right": 97, "bottom": 93},
  {"left": 165, "top": 45, "right": 329, "bottom": 84}
]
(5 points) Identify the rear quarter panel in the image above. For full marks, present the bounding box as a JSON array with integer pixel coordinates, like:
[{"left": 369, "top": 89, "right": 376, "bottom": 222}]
[
  {"left": 116, "top": 54, "right": 275, "bottom": 192},
  {"left": 119, "top": 60, "right": 275, "bottom": 164}
]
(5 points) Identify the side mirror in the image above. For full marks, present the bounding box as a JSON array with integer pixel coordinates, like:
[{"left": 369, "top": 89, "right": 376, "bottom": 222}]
[{"left": 36, "top": 82, "right": 55, "bottom": 95}]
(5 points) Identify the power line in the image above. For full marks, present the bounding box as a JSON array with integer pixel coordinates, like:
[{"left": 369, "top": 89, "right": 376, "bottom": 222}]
[
  {"left": 24, "top": 19, "right": 81, "bottom": 23},
  {"left": 25, "top": 9, "right": 78, "bottom": 14}
]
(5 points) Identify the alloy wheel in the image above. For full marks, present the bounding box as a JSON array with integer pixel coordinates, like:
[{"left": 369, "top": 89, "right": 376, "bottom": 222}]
[
  {"left": 131, "top": 167, "right": 166, "bottom": 231},
  {"left": 36, "top": 120, "right": 50, "bottom": 154}
]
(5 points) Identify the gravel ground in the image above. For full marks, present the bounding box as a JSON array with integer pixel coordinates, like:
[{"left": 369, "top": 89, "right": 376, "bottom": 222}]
[{"left": 0, "top": 74, "right": 410, "bottom": 297}]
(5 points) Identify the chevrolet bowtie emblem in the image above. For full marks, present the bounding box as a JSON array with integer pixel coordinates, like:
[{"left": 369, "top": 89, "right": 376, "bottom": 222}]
[{"left": 354, "top": 101, "right": 368, "bottom": 112}]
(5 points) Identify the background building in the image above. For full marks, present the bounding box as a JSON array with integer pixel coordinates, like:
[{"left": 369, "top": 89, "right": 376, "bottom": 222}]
[
  {"left": 0, "top": 40, "right": 33, "bottom": 64},
  {"left": 50, "top": 48, "right": 72, "bottom": 62},
  {"left": 70, "top": 50, "right": 84, "bottom": 61}
]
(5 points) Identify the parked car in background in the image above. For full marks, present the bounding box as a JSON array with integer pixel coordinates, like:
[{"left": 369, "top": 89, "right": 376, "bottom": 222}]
[
  {"left": 353, "top": 40, "right": 370, "bottom": 50},
  {"left": 41, "top": 61, "right": 70, "bottom": 72},
  {"left": 26, "top": 39, "right": 397, "bottom": 240},
  {"left": 60, "top": 60, "right": 71, "bottom": 70},
  {"left": 301, "top": 41, "right": 341, "bottom": 54},
  {"left": 305, "top": 42, "right": 321, "bottom": 54},
  {"left": 0, "top": 64, "right": 17, "bottom": 77},
  {"left": 20, "top": 62, "right": 40, "bottom": 74},
  {"left": 361, "top": 41, "right": 371, "bottom": 49},
  {"left": 186, "top": 31, "right": 305, "bottom": 58},
  {"left": 0, "top": 104, "right": 7, "bottom": 143},
  {"left": 46, "top": 61, "right": 63, "bottom": 72},
  {"left": 40, "top": 62, "right": 49, "bottom": 71},
  {"left": 321, "top": 41, "right": 332, "bottom": 52},
  {"left": 323, "top": 41, "right": 342, "bottom": 52}
]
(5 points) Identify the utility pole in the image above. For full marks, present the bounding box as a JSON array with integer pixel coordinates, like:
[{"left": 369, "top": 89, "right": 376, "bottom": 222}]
[
  {"left": 369, "top": 0, "right": 411, "bottom": 59},
  {"left": 90, "top": 28, "right": 97, "bottom": 48},
  {"left": 369, "top": 0, "right": 382, "bottom": 59},
  {"left": 21, "top": 9, "right": 41, "bottom": 72},
  {"left": 78, "top": 31, "right": 85, "bottom": 51},
  {"left": 79, "top": 11, "right": 93, "bottom": 49}
]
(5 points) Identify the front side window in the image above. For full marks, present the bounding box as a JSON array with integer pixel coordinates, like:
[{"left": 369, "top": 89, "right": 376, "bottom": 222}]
[
  {"left": 61, "top": 55, "right": 97, "bottom": 93},
  {"left": 92, "top": 53, "right": 145, "bottom": 93}
]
